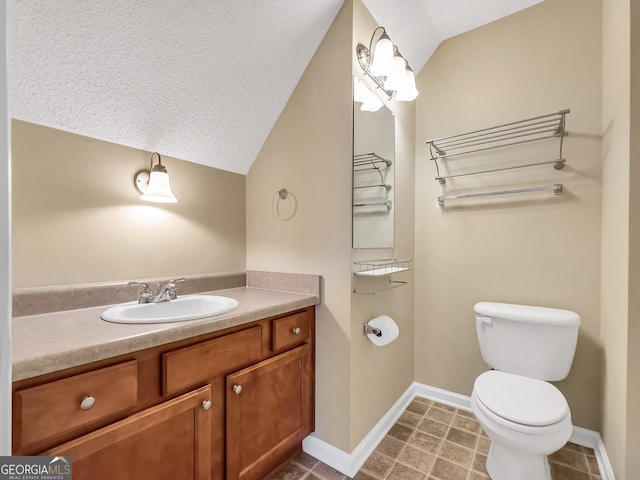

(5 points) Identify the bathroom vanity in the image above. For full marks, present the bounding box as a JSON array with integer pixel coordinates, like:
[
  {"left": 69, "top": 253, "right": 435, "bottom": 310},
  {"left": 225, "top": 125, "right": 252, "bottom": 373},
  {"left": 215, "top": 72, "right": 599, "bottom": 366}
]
[{"left": 11, "top": 278, "right": 318, "bottom": 480}]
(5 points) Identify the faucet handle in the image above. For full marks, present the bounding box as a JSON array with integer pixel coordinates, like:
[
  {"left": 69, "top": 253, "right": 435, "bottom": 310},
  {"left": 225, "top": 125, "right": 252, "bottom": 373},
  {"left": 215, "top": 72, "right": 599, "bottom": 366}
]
[
  {"left": 128, "top": 281, "right": 151, "bottom": 291},
  {"left": 128, "top": 281, "right": 153, "bottom": 303},
  {"left": 159, "top": 277, "right": 185, "bottom": 289},
  {"left": 167, "top": 277, "right": 185, "bottom": 299}
]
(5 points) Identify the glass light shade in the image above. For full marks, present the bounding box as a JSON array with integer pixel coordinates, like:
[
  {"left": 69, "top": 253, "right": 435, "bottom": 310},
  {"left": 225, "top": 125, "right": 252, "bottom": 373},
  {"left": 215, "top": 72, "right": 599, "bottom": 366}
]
[
  {"left": 141, "top": 170, "right": 178, "bottom": 203},
  {"left": 384, "top": 55, "right": 408, "bottom": 91},
  {"left": 395, "top": 66, "right": 419, "bottom": 101},
  {"left": 369, "top": 34, "right": 394, "bottom": 77},
  {"left": 360, "top": 92, "right": 383, "bottom": 112},
  {"left": 353, "top": 77, "right": 369, "bottom": 103}
]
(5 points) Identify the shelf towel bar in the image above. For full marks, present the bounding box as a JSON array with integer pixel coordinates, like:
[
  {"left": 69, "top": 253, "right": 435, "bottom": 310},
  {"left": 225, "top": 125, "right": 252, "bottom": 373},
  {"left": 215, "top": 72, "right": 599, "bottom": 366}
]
[
  {"left": 427, "top": 110, "right": 569, "bottom": 160},
  {"left": 353, "top": 200, "right": 392, "bottom": 210},
  {"left": 434, "top": 159, "right": 565, "bottom": 184},
  {"left": 354, "top": 184, "right": 392, "bottom": 191},
  {"left": 438, "top": 184, "right": 563, "bottom": 207}
]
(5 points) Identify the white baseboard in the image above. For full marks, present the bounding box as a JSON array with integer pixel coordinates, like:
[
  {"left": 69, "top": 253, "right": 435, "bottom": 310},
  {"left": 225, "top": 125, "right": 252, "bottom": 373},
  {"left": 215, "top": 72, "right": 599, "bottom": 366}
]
[
  {"left": 570, "top": 426, "right": 615, "bottom": 480},
  {"left": 303, "top": 383, "right": 415, "bottom": 477},
  {"left": 412, "top": 382, "right": 473, "bottom": 412},
  {"left": 303, "top": 382, "right": 615, "bottom": 480}
]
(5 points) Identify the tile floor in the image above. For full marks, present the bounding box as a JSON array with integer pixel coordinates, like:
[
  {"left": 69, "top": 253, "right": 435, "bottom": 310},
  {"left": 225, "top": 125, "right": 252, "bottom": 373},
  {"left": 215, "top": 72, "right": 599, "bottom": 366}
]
[{"left": 269, "top": 396, "right": 601, "bottom": 480}]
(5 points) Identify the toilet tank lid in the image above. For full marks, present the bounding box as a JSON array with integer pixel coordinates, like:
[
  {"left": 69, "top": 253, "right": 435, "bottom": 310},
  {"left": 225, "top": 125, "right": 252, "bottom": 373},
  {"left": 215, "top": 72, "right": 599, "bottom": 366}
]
[{"left": 474, "top": 302, "right": 580, "bottom": 326}]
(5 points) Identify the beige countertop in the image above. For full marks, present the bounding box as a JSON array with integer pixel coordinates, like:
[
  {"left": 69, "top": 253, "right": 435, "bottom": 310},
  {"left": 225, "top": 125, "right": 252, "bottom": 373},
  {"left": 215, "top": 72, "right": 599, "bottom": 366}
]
[{"left": 12, "top": 286, "right": 318, "bottom": 382}]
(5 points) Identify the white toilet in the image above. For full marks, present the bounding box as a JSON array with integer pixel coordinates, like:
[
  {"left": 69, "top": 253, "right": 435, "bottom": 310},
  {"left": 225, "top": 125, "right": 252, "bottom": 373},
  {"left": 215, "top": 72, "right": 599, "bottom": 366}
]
[{"left": 470, "top": 302, "right": 580, "bottom": 480}]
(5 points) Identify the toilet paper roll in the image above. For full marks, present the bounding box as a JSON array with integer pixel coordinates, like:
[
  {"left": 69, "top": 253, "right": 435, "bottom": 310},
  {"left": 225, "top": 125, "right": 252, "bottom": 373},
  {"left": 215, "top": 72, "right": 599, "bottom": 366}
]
[{"left": 366, "top": 315, "right": 399, "bottom": 346}]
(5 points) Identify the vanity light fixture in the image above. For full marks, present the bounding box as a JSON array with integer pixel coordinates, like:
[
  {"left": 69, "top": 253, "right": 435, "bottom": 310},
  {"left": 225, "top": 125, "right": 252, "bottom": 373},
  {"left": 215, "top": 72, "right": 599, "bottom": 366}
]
[
  {"left": 356, "top": 26, "right": 419, "bottom": 102},
  {"left": 134, "top": 152, "right": 178, "bottom": 203}
]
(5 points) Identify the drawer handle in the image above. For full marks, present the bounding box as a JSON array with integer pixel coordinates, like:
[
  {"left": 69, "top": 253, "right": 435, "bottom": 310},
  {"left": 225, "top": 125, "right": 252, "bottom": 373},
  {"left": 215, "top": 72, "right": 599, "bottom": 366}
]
[
  {"left": 233, "top": 384, "right": 243, "bottom": 395},
  {"left": 292, "top": 327, "right": 301, "bottom": 335},
  {"left": 202, "top": 400, "right": 212, "bottom": 411},
  {"left": 80, "top": 396, "right": 96, "bottom": 411}
]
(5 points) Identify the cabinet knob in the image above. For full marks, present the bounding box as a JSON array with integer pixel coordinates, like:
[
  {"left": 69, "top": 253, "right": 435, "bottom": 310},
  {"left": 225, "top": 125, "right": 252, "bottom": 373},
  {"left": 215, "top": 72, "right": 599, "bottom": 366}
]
[
  {"left": 202, "top": 400, "right": 212, "bottom": 411},
  {"left": 80, "top": 396, "right": 96, "bottom": 411},
  {"left": 233, "top": 384, "right": 243, "bottom": 395},
  {"left": 292, "top": 327, "right": 301, "bottom": 335}
]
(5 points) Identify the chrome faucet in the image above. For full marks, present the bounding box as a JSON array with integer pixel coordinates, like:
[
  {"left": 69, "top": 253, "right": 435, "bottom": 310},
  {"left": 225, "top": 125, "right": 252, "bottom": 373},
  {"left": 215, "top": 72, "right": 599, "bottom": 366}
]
[
  {"left": 152, "top": 278, "right": 185, "bottom": 303},
  {"left": 128, "top": 278, "right": 185, "bottom": 303}
]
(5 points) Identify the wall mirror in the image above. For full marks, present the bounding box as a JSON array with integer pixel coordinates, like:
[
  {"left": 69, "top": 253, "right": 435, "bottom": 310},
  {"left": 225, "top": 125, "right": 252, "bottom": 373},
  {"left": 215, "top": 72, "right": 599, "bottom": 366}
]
[{"left": 352, "top": 77, "right": 395, "bottom": 248}]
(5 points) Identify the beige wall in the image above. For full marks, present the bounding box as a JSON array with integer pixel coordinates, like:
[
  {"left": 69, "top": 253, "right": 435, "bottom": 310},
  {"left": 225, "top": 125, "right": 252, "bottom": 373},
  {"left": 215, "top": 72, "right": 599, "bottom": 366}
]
[
  {"left": 602, "top": 0, "right": 640, "bottom": 477},
  {"left": 414, "top": 0, "right": 603, "bottom": 432},
  {"left": 246, "top": 0, "right": 415, "bottom": 451},
  {"left": 626, "top": 1, "right": 640, "bottom": 475},
  {"left": 12, "top": 120, "right": 246, "bottom": 288},
  {"left": 601, "top": 0, "right": 630, "bottom": 475},
  {"left": 350, "top": 0, "right": 415, "bottom": 449},
  {"left": 246, "top": 1, "right": 354, "bottom": 451}
]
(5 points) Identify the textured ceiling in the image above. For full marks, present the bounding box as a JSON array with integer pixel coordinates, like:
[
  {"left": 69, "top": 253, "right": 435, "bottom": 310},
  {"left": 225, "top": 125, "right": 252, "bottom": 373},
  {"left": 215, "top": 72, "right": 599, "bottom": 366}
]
[{"left": 8, "top": 0, "right": 543, "bottom": 175}]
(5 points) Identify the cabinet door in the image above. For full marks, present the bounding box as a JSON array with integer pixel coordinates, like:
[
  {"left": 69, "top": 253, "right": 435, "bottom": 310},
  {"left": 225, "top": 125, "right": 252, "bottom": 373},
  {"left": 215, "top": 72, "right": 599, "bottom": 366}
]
[
  {"left": 43, "top": 385, "right": 212, "bottom": 480},
  {"left": 226, "top": 344, "right": 312, "bottom": 480}
]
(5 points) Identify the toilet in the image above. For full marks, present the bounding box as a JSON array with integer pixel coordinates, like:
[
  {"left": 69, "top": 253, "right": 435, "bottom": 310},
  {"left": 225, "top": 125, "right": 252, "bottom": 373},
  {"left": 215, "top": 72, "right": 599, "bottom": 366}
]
[{"left": 470, "top": 302, "right": 580, "bottom": 480}]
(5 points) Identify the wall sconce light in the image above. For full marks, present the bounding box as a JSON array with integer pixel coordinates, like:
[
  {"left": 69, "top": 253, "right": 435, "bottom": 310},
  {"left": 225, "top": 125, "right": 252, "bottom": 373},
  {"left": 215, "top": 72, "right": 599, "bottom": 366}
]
[
  {"left": 134, "top": 152, "right": 178, "bottom": 203},
  {"left": 356, "top": 26, "right": 419, "bottom": 102}
]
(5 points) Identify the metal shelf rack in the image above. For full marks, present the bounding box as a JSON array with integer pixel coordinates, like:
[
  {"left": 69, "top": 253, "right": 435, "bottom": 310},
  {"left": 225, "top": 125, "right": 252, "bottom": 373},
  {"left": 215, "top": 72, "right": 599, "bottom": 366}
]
[
  {"left": 426, "top": 109, "right": 570, "bottom": 207},
  {"left": 353, "top": 259, "right": 411, "bottom": 295},
  {"left": 353, "top": 152, "right": 393, "bottom": 212}
]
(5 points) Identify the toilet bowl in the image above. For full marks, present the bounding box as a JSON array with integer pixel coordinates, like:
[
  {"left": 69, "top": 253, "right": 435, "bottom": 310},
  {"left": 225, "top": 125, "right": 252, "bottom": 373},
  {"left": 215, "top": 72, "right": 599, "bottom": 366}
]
[
  {"left": 470, "top": 302, "right": 580, "bottom": 479},
  {"left": 471, "top": 370, "right": 573, "bottom": 480}
]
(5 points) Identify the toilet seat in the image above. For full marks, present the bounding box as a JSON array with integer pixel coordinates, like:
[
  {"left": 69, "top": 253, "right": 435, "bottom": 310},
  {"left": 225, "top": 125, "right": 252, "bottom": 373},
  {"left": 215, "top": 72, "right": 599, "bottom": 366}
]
[{"left": 474, "top": 371, "right": 569, "bottom": 427}]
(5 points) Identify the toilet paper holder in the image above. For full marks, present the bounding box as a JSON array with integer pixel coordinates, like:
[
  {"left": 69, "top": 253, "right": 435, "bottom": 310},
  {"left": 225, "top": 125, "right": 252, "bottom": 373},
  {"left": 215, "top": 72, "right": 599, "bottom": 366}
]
[{"left": 363, "top": 323, "right": 383, "bottom": 337}]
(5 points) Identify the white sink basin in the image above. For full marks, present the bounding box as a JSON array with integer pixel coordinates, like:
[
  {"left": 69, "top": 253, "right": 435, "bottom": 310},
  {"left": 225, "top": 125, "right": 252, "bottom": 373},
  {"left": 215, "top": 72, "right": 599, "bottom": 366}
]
[{"left": 101, "top": 295, "right": 239, "bottom": 324}]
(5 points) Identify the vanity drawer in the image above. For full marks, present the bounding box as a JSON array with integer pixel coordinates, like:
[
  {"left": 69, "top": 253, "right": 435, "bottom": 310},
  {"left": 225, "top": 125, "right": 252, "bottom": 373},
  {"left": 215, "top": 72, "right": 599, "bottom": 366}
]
[
  {"left": 163, "top": 325, "right": 262, "bottom": 396},
  {"left": 272, "top": 311, "right": 310, "bottom": 352},
  {"left": 14, "top": 360, "right": 138, "bottom": 451}
]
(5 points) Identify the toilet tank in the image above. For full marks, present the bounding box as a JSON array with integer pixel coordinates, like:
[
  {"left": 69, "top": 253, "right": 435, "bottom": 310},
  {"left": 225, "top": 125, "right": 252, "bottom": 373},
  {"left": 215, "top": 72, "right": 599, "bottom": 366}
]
[{"left": 474, "top": 302, "right": 580, "bottom": 381}]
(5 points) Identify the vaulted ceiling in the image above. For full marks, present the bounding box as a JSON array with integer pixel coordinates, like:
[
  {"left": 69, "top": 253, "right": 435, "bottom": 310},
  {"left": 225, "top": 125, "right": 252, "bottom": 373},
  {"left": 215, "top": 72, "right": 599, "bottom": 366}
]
[{"left": 8, "top": 0, "right": 542, "bottom": 175}]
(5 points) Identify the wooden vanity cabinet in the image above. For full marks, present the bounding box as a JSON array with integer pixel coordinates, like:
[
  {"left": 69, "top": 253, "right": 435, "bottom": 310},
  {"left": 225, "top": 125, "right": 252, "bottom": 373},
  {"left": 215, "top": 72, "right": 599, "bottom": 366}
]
[
  {"left": 12, "top": 306, "right": 315, "bottom": 480},
  {"left": 43, "top": 385, "right": 213, "bottom": 480},
  {"left": 13, "top": 360, "right": 139, "bottom": 450},
  {"left": 226, "top": 344, "right": 312, "bottom": 480}
]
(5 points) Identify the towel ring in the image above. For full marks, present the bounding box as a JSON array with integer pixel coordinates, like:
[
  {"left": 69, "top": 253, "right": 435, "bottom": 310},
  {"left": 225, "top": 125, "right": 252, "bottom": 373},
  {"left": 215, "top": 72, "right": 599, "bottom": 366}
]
[{"left": 272, "top": 188, "right": 297, "bottom": 221}]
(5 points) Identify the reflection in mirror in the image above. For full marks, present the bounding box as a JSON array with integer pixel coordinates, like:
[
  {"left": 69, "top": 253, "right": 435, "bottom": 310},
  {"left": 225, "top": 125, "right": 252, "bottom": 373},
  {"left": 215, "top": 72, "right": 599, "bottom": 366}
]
[{"left": 352, "top": 77, "right": 395, "bottom": 248}]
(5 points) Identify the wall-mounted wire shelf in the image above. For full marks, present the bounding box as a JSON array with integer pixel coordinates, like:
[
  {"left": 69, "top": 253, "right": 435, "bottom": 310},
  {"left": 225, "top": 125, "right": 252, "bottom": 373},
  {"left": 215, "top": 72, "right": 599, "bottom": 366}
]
[
  {"left": 353, "top": 259, "right": 411, "bottom": 295},
  {"left": 353, "top": 152, "right": 392, "bottom": 170},
  {"left": 426, "top": 109, "right": 569, "bottom": 185},
  {"left": 353, "top": 151, "right": 393, "bottom": 214}
]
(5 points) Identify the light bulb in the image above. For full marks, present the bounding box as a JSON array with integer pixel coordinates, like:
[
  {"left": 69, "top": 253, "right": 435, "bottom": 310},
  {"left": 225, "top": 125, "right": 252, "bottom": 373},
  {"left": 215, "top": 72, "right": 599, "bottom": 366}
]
[
  {"left": 361, "top": 92, "right": 383, "bottom": 112},
  {"left": 353, "top": 77, "right": 369, "bottom": 103},
  {"left": 384, "top": 55, "right": 408, "bottom": 91},
  {"left": 395, "top": 66, "right": 419, "bottom": 101},
  {"left": 369, "top": 33, "right": 394, "bottom": 77},
  {"left": 140, "top": 168, "right": 178, "bottom": 203}
]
